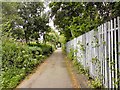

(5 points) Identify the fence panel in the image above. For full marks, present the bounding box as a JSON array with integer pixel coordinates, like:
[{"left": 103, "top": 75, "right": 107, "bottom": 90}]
[
  {"left": 108, "top": 21, "right": 112, "bottom": 88},
  {"left": 65, "top": 17, "right": 120, "bottom": 88},
  {"left": 117, "top": 17, "right": 120, "bottom": 88},
  {"left": 76, "top": 36, "right": 82, "bottom": 63},
  {"left": 85, "top": 31, "right": 90, "bottom": 70},
  {"left": 89, "top": 30, "right": 95, "bottom": 77}
]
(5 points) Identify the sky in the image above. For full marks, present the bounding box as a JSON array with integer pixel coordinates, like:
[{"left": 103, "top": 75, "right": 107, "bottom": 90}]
[
  {"left": 44, "top": 1, "right": 59, "bottom": 34},
  {"left": 44, "top": 1, "right": 54, "bottom": 28}
]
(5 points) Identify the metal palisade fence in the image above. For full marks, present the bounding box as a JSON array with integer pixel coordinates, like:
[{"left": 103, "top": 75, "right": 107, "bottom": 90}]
[{"left": 66, "top": 17, "right": 120, "bottom": 88}]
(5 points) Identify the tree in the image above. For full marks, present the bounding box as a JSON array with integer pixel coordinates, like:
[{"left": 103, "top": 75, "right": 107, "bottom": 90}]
[
  {"left": 18, "top": 2, "right": 51, "bottom": 43},
  {"left": 43, "top": 28, "right": 59, "bottom": 47},
  {"left": 49, "top": 2, "right": 120, "bottom": 41},
  {"left": 59, "top": 34, "right": 66, "bottom": 51},
  {"left": 2, "top": 2, "right": 23, "bottom": 39},
  {"left": 18, "top": 2, "right": 44, "bottom": 43}
]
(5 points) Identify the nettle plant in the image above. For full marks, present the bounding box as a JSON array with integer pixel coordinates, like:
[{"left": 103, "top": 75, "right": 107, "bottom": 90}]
[
  {"left": 92, "top": 56, "right": 100, "bottom": 65},
  {"left": 92, "top": 33, "right": 100, "bottom": 48},
  {"left": 76, "top": 41, "right": 86, "bottom": 61},
  {"left": 77, "top": 41, "right": 86, "bottom": 52},
  {"left": 91, "top": 56, "right": 101, "bottom": 76},
  {"left": 68, "top": 48, "right": 74, "bottom": 60},
  {"left": 109, "top": 59, "right": 120, "bottom": 88},
  {"left": 90, "top": 33, "right": 103, "bottom": 88},
  {"left": 90, "top": 77, "right": 103, "bottom": 88},
  {"left": 90, "top": 58, "right": 103, "bottom": 88}
]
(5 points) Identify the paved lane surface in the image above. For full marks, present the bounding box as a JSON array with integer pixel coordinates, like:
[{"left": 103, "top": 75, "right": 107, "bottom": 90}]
[{"left": 17, "top": 48, "right": 73, "bottom": 88}]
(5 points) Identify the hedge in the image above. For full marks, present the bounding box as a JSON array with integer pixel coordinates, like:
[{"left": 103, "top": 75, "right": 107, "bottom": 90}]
[{"left": 1, "top": 38, "right": 54, "bottom": 89}]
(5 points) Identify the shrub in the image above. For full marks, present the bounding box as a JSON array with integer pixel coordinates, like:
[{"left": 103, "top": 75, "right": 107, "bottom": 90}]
[
  {"left": 90, "top": 78, "right": 103, "bottom": 88},
  {"left": 2, "top": 38, "right": 54, "bottom": 89},
  {"left": 41, "top": 44, "right": 53, "bottom": 55},
  {"left": 28, "top": 42, "right": 54, "bottom": 55},
  {"left": 2, "top": 38, "right": 34, "bottom": 88},
  {"left": 68, "top": 48, "right": 74, "bottom": 60},
  {"left": 28, "top": 42, "right": 41, "bottom": 47},
  {"left": 28, "top": 46, "right": 43, "bottom": 58}
]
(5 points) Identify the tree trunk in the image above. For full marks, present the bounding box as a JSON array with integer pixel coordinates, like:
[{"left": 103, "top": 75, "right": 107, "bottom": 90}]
[{"left": 24, "top": 30, "right": 28, "bottom": 43}]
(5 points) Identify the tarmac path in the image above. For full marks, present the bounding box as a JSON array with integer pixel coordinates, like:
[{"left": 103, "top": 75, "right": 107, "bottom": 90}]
[{"left": 17, "top": 48, "right": 74, "bottom": 88}]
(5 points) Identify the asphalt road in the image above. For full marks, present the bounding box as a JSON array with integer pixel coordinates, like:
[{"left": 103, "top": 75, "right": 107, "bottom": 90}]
[{"left": 17, "top": 48, "right": 73, "bottom": 88}]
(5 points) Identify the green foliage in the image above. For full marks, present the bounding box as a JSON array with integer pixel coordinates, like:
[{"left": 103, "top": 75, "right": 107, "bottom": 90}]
[
  {"left": 49, "top": 2, "right": 120, "bottom": 41},
  {"left": 28, "top": 46, "right": 43, "bottom": 57},
  {"left": 18, "top": 2, "right": 51, "bottom": 42},
  {"left": 92, "top": 56, "right": 100, "bottom": 64},
  {"left": 72, "top": 59, "right": 91, "bottom": 80},
  {"left": 2, "top": 2, "right": 25, "bottom": 40},
  {"left": 68, "top": 48, "right": 74, "bottom": 60},
  {"left": 40, "top": 44, "right": 53, "bottom": 55},
  {"left": 67, "top": 48, "right": 105, "bottom": 88},
  {"left": 114, "top": 71, "right": 120, "bottom": 87},
  {"left": 28, "top": 42, "right": 54, "bottom": 55},
  {"left": 79, "top": 44, "right": 85, "bottom": 52},
  {"left": 67, "top": 48, "right": 90, "bottom": 77},
  {"left": 73, "top": 60, "right": 85, "bottom": 74},
  {"left": 2, "top": 2, "right": 51, "bottom": 43},
  {"left": 59, "top": 34, "right": 66, "bottom": 52},
  {"left": 43, "top": 29, "right": 59, "bottom": 49},
  {"left": 90, "top": 78, "right": 103, "bottom": 88},
  {"left": 67, "top": 49, "right": 103, "bottom": 88},
  {"left": 2, "top": 37, "right": 54, "bottom": 89},
  {"left": 93, "top": 35, "right": 100, "bottom": 48},
  {"left": 1, "top": 2, "right": 56, "bottom": 89}
]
